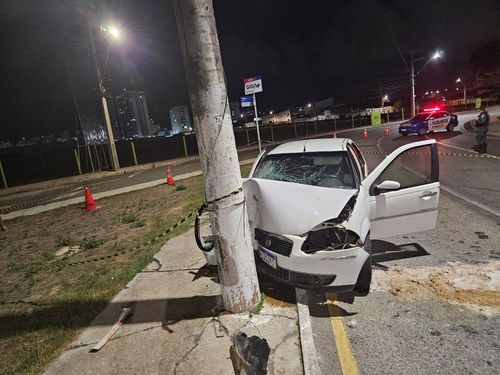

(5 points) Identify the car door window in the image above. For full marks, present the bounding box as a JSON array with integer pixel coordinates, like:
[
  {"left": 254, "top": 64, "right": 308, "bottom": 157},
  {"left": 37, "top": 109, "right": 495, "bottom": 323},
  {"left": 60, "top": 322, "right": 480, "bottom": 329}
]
[{"left": 373, "top": 144, "right": 437, "bottom": 192}]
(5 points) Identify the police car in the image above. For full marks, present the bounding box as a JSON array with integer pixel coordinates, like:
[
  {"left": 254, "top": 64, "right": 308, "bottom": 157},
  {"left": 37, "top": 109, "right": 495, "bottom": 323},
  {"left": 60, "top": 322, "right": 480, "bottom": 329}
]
[{"left": 399, "top": 107, "right": 458, "bottom": 136}]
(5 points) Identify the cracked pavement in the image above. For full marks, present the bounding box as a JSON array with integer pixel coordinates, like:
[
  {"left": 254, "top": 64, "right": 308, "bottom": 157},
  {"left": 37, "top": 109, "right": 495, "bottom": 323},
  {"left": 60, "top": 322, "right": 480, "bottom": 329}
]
[{"left": 44, "top": 229, "right": 302, "bottom": 375}]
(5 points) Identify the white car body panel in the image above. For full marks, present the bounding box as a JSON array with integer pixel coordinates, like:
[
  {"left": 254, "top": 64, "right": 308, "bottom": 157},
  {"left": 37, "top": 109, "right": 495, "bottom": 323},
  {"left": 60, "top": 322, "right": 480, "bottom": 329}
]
[
  {"left": 362, "top": 139, "right": 440, "bottom": 238},
  {"left": 243, "top": 178, "right": 357, "bottom": 235}
]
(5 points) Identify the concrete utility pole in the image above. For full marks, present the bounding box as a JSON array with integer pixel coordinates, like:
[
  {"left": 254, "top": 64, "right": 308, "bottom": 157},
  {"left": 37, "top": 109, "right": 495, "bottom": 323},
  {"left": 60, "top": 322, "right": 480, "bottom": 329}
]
[{"left": 173, "top": 0, "right": 260, "bottom": 313}]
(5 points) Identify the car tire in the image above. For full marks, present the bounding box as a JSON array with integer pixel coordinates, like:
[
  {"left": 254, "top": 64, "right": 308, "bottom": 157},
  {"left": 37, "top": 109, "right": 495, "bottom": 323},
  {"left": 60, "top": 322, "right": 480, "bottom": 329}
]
[
  {"left": 354, "top": 234, "right": 372, "bottom": 296},
  {"left": 446, "top": 124, "right": 453, "bottom": 132},
  {"left": 401, "top": 133, "right": 408, "bottom": 136},
  {"left": 418, "top": 127, "right": 427, "bottom": 136}
]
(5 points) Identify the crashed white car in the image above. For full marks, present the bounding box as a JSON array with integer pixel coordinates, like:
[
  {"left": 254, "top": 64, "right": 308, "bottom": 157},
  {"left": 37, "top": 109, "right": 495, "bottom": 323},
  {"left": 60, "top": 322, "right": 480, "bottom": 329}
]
[{"left": 243, "top": 138, "right": 439, "bottom": 294}]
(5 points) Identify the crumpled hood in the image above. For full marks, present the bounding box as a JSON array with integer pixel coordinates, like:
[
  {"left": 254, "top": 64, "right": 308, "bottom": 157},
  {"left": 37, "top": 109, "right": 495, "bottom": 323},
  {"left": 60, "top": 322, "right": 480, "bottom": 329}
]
[{"left": 243, "top": 178, "right": 358, "bottom": 235}]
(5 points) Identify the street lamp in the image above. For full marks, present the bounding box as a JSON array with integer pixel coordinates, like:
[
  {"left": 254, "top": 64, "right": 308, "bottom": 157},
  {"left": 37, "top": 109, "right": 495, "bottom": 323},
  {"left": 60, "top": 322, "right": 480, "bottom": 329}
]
[
  {"left": 410, "top": 50, "right": 442, "bottom": 117},
  {"left": 88, "top": 18, "right": 121, "bottom": 171},
  {"left": 456, "top": 77, "right": 467, "bottom": 111},
  {"left": 307, "top": 102, "right": 318, "bottom": 134}
]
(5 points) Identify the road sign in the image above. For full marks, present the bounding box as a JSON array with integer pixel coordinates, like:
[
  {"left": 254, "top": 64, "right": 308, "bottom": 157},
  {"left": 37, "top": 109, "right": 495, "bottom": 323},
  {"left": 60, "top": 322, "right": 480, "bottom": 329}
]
[
  {"left": 244, "top": 76, "right": 263, "bottom": 95},
  {"left": 241, "top": 95, "right": 253, "bottom": 107},
  {"left": 475, "top": 97, "right": 481, "bottom": 109},
  {"left": 371, "top": 112, "right": 382, "bottom": 125}
]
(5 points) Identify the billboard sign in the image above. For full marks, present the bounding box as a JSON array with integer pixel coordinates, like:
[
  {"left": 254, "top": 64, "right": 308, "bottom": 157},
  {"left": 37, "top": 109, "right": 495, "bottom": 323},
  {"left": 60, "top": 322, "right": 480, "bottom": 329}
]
[
  {"left": 475, "top": 97, "right": 481, "bottom": 109},
  {"left": 244, "top": 76, "right": 263, "bottom": 95},
  {"left": 240, "top": 95, "right": 254, "bottom": 108},
  {"left": 371, "top": 111, "right": 382, "bottom": 125}
]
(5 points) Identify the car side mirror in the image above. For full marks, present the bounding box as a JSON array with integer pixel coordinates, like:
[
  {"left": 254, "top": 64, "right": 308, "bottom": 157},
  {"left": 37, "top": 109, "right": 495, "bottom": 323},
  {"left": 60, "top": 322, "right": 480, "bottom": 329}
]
[{"left": 375, "top": 180, "right": 401, "bottom": 194}]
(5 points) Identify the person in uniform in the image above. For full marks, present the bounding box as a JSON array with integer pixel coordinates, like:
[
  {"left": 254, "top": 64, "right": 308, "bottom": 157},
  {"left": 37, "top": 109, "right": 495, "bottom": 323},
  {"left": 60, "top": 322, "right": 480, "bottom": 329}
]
[{"left": 474, "top": 104, "right": 489, "bottom": 154}]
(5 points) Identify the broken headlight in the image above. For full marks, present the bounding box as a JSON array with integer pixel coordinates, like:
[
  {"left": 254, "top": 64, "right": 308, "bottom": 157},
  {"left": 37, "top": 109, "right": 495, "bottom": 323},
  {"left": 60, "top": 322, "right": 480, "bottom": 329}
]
[
  {"left": 301, "top": 227, "right": 360, "bottom": 253},
  {"left": 301, "top": 194, "right": 360, "bottom": 254}
]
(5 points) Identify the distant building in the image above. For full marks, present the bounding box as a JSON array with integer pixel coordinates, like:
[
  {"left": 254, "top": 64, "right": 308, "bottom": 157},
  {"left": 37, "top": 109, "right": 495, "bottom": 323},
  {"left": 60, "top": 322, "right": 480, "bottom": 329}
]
[
  {"left": 262, "top": 109, "right": 292, "bottom": 125},
  {"left": 229, "top": 102, "right": 241, "bottom": 123},
  {"left": 169, "top": 106, "right": 192, "bottom": 134},
  {"left": 108, "top": 90, "right": 153, "bottom": 139}
]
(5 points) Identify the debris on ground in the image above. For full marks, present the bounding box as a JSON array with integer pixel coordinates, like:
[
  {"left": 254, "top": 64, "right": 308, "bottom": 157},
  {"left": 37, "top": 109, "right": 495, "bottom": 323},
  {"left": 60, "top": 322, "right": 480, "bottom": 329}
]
[
  {"left": 347, "top": 319, "right": 357, "bottom": 328},
  {"left": 372, "top": 261, "right": 500, "bottom": 315}
]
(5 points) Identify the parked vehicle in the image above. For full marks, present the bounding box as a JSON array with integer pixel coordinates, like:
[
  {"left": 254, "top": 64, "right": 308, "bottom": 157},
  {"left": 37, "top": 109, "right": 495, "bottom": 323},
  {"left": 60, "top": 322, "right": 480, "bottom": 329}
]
[
  {"left": 399, "top": 109, "right": 458, "bottom": 136},
  {"left": 243, "top": 138, "right": 440, "bottom": 294}
]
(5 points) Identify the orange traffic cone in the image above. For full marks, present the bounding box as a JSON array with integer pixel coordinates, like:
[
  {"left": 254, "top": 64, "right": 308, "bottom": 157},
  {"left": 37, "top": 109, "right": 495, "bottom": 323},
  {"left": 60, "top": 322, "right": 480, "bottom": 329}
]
[
  {"left": 333, "top": 132, "right": 337, "bottom": 138},
  {"left": 166, "top": 166, "right": 175, "bottom": 186},
  {"left": 363, "top": 128, "right": 368, "bottom": 139},
  {"left": 83, "top": 186, "right": 100, "bottom": 211},
  {"left": 385, "top": 126, "right": 390, "bottom": 136}
]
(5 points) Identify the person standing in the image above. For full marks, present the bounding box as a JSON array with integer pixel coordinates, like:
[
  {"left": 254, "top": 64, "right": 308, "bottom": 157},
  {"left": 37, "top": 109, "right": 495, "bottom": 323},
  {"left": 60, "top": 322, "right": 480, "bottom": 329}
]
[{"left": 474, "top": 104, "right": 490, "bottom": 154}]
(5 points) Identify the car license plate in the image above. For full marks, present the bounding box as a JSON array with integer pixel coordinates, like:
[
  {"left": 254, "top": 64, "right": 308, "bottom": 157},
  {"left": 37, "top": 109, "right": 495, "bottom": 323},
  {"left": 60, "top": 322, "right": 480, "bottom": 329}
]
[{"left": 258, "top": 248, "right": 277, "bottom": 269}]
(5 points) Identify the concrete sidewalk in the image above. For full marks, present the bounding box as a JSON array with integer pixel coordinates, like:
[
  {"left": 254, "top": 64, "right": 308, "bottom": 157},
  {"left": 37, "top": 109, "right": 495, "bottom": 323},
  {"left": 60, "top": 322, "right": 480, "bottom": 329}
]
[{"left": 44, "top": 230, "right": 303, "bottom": 375}]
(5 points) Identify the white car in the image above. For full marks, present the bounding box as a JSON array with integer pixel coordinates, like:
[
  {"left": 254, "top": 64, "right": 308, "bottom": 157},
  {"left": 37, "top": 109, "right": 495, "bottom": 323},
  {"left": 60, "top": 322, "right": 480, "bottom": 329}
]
[{"left": 243, "top": 138, "right": 439, "bottom": 294}]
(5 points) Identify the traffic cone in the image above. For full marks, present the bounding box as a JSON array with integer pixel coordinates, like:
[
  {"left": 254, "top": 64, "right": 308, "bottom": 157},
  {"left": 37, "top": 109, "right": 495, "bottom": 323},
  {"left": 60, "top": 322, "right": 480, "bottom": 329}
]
[
  {"left": 363, "top": 128, "right": 368, "bottom": 139},
  {"left": 333, "top": 132, "right": 337, "bottom": 138},
  {"left": 166, "top": 166, "right": 176, "bottom": 186},
  {"left": 385, "top": 126, "right": 390, "bottom": 136},
  {"left": 83, "top": 186, "right": 100, "bottom": 211}
]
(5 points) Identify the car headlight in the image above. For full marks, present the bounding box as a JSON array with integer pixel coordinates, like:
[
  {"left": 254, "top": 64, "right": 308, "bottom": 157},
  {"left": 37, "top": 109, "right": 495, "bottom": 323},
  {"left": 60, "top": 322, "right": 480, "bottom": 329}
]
[
  {"left": 301, "top": 226, "right": 360, "bottom": 253},
  {"left": 301, "top": 195, "right": 361, "bottom": 254}
]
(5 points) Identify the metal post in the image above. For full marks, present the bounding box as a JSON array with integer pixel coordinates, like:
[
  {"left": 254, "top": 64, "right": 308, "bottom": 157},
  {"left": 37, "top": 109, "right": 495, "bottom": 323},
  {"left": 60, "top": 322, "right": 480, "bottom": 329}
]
[
  {"left": 74, "top": 149, "right": 82, "bottom": 175},
  {"left": 131, "top": 142, "right": 138, "bottom": 166},
  {"left": 174, "top": 0, "right": 260, "bottom": 313},
  {"left": 463, "top": 85, "right": 467, "bottom": 111},
  {"left": 401, "top": 107, "right": 404, "bottom": 120},
  {"left": 411, "top": 51, "right": 416, "bottom": 118},
  {"left": 88, "top": 17, "right": 120, "bottom": 171},
  {"left": 351, "top": 114, "right": 354, "bottom": 128},
  {"left": 253, "top": 93, "right": 262, "bottom": 153},
  {"left": 246, "top": 129, "right": 250, "bottom": 145},
  {"left": 334, "top": 117, "right": 337, "bottom": 131},
  {"left": 0, "top": 160, "right": 8, "bottom": 189},
  {"left": 293, "top": 121, "right": 297, "bottom": 138},
  {"left": 270, "top": 125, "right": 274, "bottom": 142},
  {"left": 182, "top": 135, "right": 188, "bottom": 157}
]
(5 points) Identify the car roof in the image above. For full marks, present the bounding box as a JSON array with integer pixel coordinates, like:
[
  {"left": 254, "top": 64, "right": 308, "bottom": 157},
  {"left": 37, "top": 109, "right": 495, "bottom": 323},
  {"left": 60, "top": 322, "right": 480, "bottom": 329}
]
[{"left": 267, "top": 138, "right": 350, "bottom": 155}]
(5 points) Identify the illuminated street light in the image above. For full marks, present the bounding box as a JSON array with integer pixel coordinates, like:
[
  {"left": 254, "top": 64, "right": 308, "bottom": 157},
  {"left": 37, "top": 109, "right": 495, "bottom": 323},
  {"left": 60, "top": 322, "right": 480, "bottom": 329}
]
[
  {"left": 410, "top": 49, "right": 443, "bottom": 117},
  {"left": 269, "top": 110, "right": 273, "bottom": 115},
  {"left": 101, "top": 24, "right": 121, "bottom": 39},
  {"left": 307, "top": 103, "right": 312, "bottom": 108}
]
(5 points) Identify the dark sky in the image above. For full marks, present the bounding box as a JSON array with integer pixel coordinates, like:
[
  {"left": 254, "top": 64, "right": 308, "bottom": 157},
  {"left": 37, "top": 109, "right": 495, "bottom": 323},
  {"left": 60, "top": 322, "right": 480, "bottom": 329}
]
[{"left": 0, "top": 0, "right": 499, "bottom": 141}]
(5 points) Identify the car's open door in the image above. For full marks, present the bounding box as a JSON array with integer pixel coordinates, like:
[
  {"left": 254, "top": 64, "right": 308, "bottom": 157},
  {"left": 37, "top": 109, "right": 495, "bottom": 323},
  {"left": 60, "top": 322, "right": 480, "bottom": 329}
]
[{"left": 362, "top": 139, "right": 439, "bottom": 238}]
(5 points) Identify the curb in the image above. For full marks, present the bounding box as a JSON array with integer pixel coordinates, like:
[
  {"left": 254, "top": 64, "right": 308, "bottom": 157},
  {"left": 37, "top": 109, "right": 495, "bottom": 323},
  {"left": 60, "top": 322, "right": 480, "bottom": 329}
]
[{"left": 296, "top": 288, "right": 321, "bottom": 375}]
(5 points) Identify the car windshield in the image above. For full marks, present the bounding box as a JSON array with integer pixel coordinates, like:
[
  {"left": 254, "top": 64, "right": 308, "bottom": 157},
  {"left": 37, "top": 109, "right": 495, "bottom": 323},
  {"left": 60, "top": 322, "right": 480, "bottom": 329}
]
[
  {"left": 411, "top": 114, "right": 429, "bottom": 122},
  {"left": 253, "top": 151, "right": 356, "bottom": 189}
]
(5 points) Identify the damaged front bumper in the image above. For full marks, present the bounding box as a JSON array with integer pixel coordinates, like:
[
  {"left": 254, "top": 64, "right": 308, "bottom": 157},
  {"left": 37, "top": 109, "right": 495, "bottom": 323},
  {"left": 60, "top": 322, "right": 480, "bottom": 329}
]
[{"left": 254, "top": 230, "right": 369, "bottom": 291}]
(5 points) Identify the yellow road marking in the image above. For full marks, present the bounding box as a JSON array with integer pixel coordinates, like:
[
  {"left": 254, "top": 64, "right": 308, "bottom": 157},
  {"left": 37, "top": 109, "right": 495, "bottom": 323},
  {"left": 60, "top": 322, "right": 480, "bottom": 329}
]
[{"left": 326, "top": 293, "right": 360, "bottom": 375}]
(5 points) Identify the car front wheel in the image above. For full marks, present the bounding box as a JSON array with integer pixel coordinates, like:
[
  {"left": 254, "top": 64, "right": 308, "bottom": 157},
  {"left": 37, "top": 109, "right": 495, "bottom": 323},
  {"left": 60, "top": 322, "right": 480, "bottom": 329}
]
[{"left": 354, "top": 234, "right": 372, "bottom": 296}]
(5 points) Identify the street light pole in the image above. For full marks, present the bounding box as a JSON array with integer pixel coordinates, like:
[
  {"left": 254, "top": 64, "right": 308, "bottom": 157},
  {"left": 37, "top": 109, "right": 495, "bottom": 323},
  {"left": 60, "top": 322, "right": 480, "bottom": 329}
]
[
  {"left": 87, "top": 17, "right": 120, "bottom": 172},
  {"left": 456, "top": 78, "right": 467, "bottom": 111},
  {"left": 411, "top": 52, "right": 416, "bottom": 117},
  {"left": 410, "top": 50, "right": 441, "bottom": 118}
]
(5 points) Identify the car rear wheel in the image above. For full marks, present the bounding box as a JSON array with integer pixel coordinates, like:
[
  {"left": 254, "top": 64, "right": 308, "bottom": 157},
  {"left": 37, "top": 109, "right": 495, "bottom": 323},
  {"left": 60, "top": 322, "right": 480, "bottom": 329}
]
[
  {"left": 446, "top": 124, "right": 454, "bottom": 132},
  {"left": 354, "top": 234, "right": 372, "bottom": 296},
  {"left": 418, "top": 127, "right": 427, "bottom": 136}
]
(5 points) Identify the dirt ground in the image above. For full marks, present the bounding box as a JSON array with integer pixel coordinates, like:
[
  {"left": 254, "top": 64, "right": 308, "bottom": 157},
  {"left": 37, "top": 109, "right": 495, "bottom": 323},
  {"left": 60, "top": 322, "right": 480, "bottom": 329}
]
[{"left": 372, "top": 261, "right": 500, "bottom": 316}]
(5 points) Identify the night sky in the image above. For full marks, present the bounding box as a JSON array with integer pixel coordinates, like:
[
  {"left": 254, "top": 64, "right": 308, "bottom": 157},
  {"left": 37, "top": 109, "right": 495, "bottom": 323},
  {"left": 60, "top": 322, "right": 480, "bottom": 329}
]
[{"left": 1, "top": 0, "right": 499, "bottom": 141}]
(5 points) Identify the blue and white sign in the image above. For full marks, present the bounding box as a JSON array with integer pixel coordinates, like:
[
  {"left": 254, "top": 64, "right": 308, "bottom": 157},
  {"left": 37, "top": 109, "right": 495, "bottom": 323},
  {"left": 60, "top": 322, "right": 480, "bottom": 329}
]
[
  {"left": 240, "top": 95, "right": 254, "bottom": 107},
  {"left": 244, "top": 75, "right": 263, "bottom": 95}
]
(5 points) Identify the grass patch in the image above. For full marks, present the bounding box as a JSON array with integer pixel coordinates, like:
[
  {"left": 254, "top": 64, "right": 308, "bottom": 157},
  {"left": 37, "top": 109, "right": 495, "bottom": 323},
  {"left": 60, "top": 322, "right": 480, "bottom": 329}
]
[
  {"left": 175, "top": 184, "right": 187, "bottom": 191},
  {"left": 249, "top": 293, "right": 266, "bottom": 317},
  {"left": 121, "top": 211, "right": 138, "bottom": 224},
  {"left": 80, "top": 236, "right": 104, "bottom": 250},
  {"left": 0, "top": 164, "right": 252, "bottom": 375}
]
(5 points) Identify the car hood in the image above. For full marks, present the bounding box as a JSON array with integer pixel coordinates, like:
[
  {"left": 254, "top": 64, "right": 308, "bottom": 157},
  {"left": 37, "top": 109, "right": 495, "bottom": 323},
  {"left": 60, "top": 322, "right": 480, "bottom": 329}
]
[{"left": 243, "top": 178, "right": 358, "bottom": 235}]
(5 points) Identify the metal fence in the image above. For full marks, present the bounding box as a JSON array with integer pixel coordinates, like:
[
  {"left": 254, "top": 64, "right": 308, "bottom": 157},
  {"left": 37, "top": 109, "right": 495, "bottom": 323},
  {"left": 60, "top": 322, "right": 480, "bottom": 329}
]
[{"left": 1, "top": 99, "right": 497, "bottom": 188}]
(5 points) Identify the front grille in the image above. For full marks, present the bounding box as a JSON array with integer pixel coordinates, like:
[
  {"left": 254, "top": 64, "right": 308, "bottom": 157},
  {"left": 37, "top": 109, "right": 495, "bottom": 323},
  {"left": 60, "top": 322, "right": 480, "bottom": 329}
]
[
  {"left": 255, "top": 228, "right": 293, "bottom": 257},
  {"left": 254, "top": 253, "right": 290, "bottom": 281}
]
